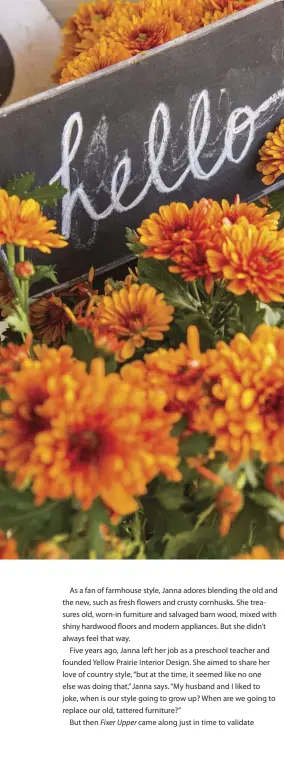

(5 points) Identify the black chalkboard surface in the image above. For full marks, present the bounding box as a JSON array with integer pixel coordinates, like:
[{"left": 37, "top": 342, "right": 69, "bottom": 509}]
[{"left": 0, "top": 0, "right": 284, "bottom": 285}]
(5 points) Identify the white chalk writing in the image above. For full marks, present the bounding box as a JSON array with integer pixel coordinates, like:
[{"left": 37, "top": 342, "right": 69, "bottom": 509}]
[{"left": 49, "top": 87, "right": 284, "bottom": 246}]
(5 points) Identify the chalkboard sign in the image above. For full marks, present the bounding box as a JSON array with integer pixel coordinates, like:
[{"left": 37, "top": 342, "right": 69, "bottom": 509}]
[{"left": 0, "top": 0, "right": 284, "bottom": 285}]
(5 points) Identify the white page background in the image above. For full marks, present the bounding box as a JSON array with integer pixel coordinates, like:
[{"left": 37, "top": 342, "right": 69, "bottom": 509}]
[{"left": 0, "top": 560, "right": 282, "bottom": 779}]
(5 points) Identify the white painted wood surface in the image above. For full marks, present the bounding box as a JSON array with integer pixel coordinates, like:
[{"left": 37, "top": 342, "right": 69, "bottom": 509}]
[
  {"left": 43, "top": 1, "right": 80, "bottom": 25},
  {"left": 0, "top": 0, "right": 61, "bottom": 106}
]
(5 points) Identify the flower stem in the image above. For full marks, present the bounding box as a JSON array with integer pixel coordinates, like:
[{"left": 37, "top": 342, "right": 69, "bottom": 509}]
[
  {"left": 18, "top": 245, "right": 25, "bottom": 263},
  {"left": 194, "top": 503, "right": 215, "bottom": 531},
  {"left": 6, "top": 243, "right": 15, "bottom": 271},
  {"left": 191, "top": 280, "right": 201, "bottom": 303}
]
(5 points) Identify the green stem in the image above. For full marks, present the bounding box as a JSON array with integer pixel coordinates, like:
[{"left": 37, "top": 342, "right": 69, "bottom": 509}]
[
  {"left": 6, "top": 243, "right": 15, "bottom": 271},
  {"left": 18, "top": 245, "right": 25, "bottom": 263},
  {"left": 191, "top": 280, "right": 201, "bottom": 303},
  {"left": 194, "top": 503, "right": 215, "bottom": 531}
]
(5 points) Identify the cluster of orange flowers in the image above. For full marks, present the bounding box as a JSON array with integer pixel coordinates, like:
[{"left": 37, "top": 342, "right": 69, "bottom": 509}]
[
  {"left": 0, "top": 345, "right": 181, "bottom": 514},
  {"left": 137, "top": 196, "right": 284, "bottom": 301},
  {"left": 1, "top": 321, "right": 284, "bottom": 518},
  {"left": 122, "top": 323, "right": 284, "bottom": 467},
  {"left": 0, "top": 165, "right": 284, "bottom": 558},
  {"left": 21, "top": 194, "right": 284, "bottom": 355},
  {"left": 54, "top": 0, "right": 261, "bottom": 84}
]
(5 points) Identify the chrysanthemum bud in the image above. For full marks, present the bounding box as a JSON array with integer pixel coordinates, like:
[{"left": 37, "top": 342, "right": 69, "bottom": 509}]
[{"left": 14, "top": 261, "right": 35, "bottom": 279}]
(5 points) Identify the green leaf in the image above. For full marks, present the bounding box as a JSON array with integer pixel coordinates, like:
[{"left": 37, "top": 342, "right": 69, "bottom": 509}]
[
  {"left": 86, "top": 498, "right": 110, "bottom": 559},
  {"left": 163, "top": 527, "right": 215, "bottom": 559},
  {"left": 6, "top": 173, "right": 66, "bottom": 207},
  {"left": 155, "top": 477, "right": 185, "bottom": 510},
  {"left": 263, "top": 188, "right": 284, "bottom": 230},
  {"left": 30, "top": 182, "right": 67, "bottom": 207},
  {"left": 6, "top": 304, "right": 30, "bottom": 336},
  {"left": 179, "top": 433, "right": 213, "bottom": 458},
  {"left": 173, "top": 312, "right": 215, "bottom": 350},
  {"left": 171, "top": 416, "right": 188, "bottom": 437},
  {"left": 250, "top": 489, "right": 284, "bottom": 518},
  {"left": 31, "top": 265, "right": 58, "bottom": 287},
  {"left": 237, "top": 292, "right": 265, "bottom": 337},
  {"left": 137, "top": 258, "right": 199, "bottom": 311},
  {"left": 6, "top": 173, "right": 36, "bottom": 197},
  {"left": 220, "top": 498, "right": 264, "bottom": 558},
  {"left": 67, "top": 325, "right": 97, "bottom": 369},
  {"left": 125, "top": 228, "right": 144, "bottom": 255}
]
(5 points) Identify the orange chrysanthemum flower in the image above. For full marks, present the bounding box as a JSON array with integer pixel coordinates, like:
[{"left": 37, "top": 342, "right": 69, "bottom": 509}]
[
  {"left": 121, "top": 325, "right": 205, "bottom": 428},
  {"left": 64, "top": 0, "right": 118, "bottom": 38},
  {"left": 234, "top": 545, "right": 271, "bottom": 560},
  {"left": 29, "top": 358, "right": 181, "bottom": 512},
  {"left": 0, "top": 190, "right": 67, "bottom": 253},
  {"left": 53, "top": 0, "right": 120, "bottom": 76},
  {"left": 206, "top": 217, "right": 284, "bottom": 302},
  {"left": 147, "top": 0, "right": 204, "bottom": 33},
  {"left": 257, "top": 118, "right": 284, "bottom": 186},
  {"left": 0, "top": 334, "right": 32, "bottom": 388},
  {"left": 29, "top": 295, "right": 70, "bottom": 346},
  {"left": 110, "top": 8, "right": 184, "bottom": 55},
  {"left": 0, "top": 531, "right": 19, "bottom": 560},
  {"left": 75, "top": 2, "right": 144, "bottom": 52},
  {"left": 209, "top": 194, "right": 280, "bottom": 232},
  {"left": 76, "top": 316, "right": 121, "bottom": 354},
  {"left": 93, "top": 283, "right": 173, "bottom": 360},
  {"left": 195, "top": 324, "right": 284, "bottom": 466},
  {"left": 265, "top": 464, "right": 284, "bottom": 501},
  {"left": 0, "top": 344, "right": 86, "bottom": 488},
  {"left": 202, "top": 0, "right": 259, "bottom": 24},
  {"left": 60, "top": 37, "right": 130, "bottom": 83},
  {"left": 137, "top": 200, "right": 219, "bottom": 292}
]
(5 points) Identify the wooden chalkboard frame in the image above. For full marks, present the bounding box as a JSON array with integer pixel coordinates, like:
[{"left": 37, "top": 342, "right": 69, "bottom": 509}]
[{"left": 1, "top": 0, "right": 284, "bottom": 294}]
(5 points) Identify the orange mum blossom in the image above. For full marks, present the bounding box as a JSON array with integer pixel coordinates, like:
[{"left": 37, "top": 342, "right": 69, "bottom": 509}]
[
  {"left": 265, "top": 464, "right": 284, "bottom": 501},
  {"left": 206, "top": 217, "right": 284, "bottom": 303},
  {"left": 121, "top": 325, "right": 207, "bottom": 430},
  {"left": 110, "top": 8, "right": 185, "bottom": 56},
  {"left": 234, "top": 546, "right": 271, "bottom": 560},
  {"left": 54, "top": 0, "right": 120, "bottom": 73},
  {"left": 76, "top": 2, "right": 144, "bottom": 52},
  {"left": 93, "top": 283, "right": 173, "bottom": 361},
  {"left": 60, "top": 38, "right": 130, "bottom": 84},
  {"left": 146, "top": 0, "right": 204, "bottom": 33},
  {"left": 70, "top": 312, "right": 122, "bottom": 355},
  {"left": 0, "top": 344, "right": 87, "bottom": 489},
  {"left": 202, "top": 0, "right": 259, "bottom": 25},
  {"left": 257, "top": 118, "right": 284, "bottom": 186},
  {"left": 0, "top": 531, "right": 19, "bottom": 560},
  {"left": 0, "top": 190, "right": 67, "bottom": 252},
  {"left": 209, "top": 193, "right": 280, "bottom": 232},
  {"left": 137, "top": 200, "right": 220, "bottom": 293},
  {"left": 29, "top": 358, "right": 181, "bottom": 512},
  {"left": 0, "top": 334, "right": 32, "bottom": 389},
  {"left": 194, "top": 324, "right": 284, "bottom": 466},
  {"left": 29, "top": 295, "right": 71, "bottom": 346},
  {"left": 216, "top": 485, "right": 244, "bottom": 536}
]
